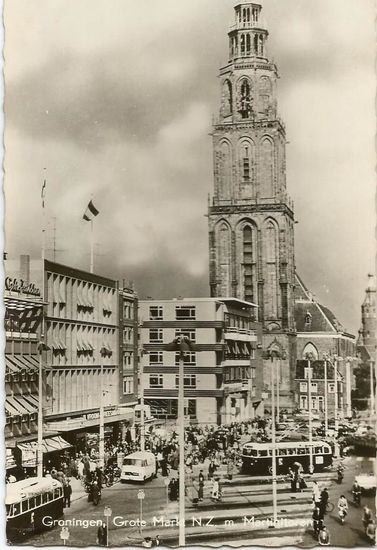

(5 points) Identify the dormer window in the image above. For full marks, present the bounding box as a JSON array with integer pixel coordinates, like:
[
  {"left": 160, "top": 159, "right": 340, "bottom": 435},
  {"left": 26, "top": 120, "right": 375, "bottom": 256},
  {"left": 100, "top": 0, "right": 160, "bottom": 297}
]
[{"left": 304, "top": 311, "right": 312, "bottom": 328}]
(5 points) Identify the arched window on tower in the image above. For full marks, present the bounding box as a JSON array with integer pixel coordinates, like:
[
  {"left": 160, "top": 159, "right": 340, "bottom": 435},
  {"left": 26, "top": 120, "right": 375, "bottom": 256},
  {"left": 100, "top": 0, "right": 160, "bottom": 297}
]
[
  {"left": 264, "top": 220, "right": 278, "bottom": 318},
  {"left": 243, "top": 225, "right": 255, "bottom": 303},
  {"left": 240, "top": 34, "right": 246, "bottom": 56},
  {"left": 239, "top": 140, "right": 254, "bottom": 198},
  {"left": 246, "top": 34, "right": 251, "bottom": 55},
  {"left": 260, "top": 138, "right": 274, "bottom": 197},
  {"left": 221, "top": 80, "right": 233, "bottom": 118},
  {"left": 254, "top": 34, "right": 259, "bottom": 55},
  {"left": 217, "top": 141, "right": 232, "bottom": 200},
  {"left": 217, "top": 223, "right": 231, "bottom": 297},
  {"left": 238, "top": 79, "right": 252, "bottom": 119},
  {"left": 259, "top": 76, "right": 272, "bottom": 115}
]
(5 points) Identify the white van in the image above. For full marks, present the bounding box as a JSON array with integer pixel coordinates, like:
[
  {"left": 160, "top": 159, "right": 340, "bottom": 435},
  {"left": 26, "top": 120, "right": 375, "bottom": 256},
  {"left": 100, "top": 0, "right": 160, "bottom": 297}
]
[{"left": 120, "top": 451, "right": 156, "bottom": 482}]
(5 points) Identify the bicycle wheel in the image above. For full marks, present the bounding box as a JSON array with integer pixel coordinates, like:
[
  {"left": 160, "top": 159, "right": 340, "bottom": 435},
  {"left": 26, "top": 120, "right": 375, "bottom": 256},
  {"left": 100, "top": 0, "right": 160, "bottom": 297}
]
[{"left": 326, "top": 502, "right": 334, "bottom": 513}]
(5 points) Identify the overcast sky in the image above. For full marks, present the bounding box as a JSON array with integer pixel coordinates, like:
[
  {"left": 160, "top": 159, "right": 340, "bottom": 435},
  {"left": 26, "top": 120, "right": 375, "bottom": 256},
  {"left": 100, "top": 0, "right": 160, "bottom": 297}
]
[{"left": 4, "top": 0, "right": 375, "bottom": 334}]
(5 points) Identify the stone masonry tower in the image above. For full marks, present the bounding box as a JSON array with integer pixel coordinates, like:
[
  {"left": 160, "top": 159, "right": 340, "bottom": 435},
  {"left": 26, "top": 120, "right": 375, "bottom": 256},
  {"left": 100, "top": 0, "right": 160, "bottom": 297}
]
[{"left": 208, "top": 2, "right": 297, "bottom": 408}]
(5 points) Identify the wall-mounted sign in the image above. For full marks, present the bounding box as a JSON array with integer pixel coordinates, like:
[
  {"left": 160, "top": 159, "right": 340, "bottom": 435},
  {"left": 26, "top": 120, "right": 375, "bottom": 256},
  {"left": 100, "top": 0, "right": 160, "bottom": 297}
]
[{"left": 5, "top": 277, "right": 41, "bottom": 297}]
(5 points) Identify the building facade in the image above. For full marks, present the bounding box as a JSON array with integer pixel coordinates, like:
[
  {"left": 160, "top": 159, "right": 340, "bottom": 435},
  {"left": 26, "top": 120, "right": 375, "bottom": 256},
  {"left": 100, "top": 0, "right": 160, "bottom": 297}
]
[
  {"left": 208, "top": 2, "right": 297, "bottom": 409},
  {"left": 355, "top": 274, "right": 376, "bottom": 411},
  {"left": 207, "top": 2, "right": 356, "bottom": 412},
  {"left": 5, "top": 255, "right": 139, "bottom": 456},
  {"left": 139, "top": 298, "right": 263, "bottom": 425}
]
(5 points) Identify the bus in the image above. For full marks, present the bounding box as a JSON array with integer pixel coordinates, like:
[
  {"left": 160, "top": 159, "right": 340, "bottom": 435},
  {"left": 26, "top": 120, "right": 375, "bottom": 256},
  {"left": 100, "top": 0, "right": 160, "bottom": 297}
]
[
  {"left": 6, "top": 477, "right": 64, "bottom": 542},
  {"left": 241, "top": 440, "right": 333, "bottom": 475}
]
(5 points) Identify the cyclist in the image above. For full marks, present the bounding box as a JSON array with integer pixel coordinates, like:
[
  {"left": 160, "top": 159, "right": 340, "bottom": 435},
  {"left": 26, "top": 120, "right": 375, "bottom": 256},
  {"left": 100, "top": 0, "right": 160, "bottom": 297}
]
[
  {"left": 312, "top": 506, "right": 324, "bottom": 536},
  {"left": 337, "top": 464, "right": 344, "bottom": 484},
  {"left": 352, "top": 480, "right": 361, "bottom": 506},
  {"left": 337, "top": 495, "right": 348, "bottom": 524},
  {"left": 319, "top": 488, "right": 329, "bottom": 516}
]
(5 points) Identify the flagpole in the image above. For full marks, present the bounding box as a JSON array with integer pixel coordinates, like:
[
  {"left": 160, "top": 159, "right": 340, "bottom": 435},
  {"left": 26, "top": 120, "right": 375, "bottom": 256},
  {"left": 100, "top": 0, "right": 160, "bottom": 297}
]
[
  {"left": 90, "top": 219, "right": 94, "bottom": 274},
  {"left": 37, "top": 169, "right": 47, "bottom": 478}
]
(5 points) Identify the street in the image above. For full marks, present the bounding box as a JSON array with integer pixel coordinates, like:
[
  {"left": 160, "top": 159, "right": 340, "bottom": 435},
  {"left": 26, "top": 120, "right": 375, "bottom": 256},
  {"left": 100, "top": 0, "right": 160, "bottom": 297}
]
[{"left": 25, "top": 455, "right": 375, "bottom": 547}]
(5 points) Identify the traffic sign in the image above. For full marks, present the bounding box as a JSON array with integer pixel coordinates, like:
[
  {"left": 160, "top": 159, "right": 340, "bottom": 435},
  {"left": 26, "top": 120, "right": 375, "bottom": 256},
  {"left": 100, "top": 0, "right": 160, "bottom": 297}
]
[
  {"left": 60, "top": 527, "right": 70, "bottom": 540},
  {"left": 104, "top": 505, "right": 112, "bottom": 517},
  {"left": 137, "top": 489, "right": 145, "bottom": 500}
]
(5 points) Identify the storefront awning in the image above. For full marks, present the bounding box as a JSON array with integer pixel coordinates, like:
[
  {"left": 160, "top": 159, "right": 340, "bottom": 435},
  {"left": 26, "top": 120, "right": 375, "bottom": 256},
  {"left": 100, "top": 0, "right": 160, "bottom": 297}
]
[
  {"left": 6, "top": 395, "right": 38, "bottom": 415},
  {"left": 5, "top": 354, "right": 39, "bottom": 374},
  {"left": 17, "top": 436, "right": 72, "bottom": 467}
]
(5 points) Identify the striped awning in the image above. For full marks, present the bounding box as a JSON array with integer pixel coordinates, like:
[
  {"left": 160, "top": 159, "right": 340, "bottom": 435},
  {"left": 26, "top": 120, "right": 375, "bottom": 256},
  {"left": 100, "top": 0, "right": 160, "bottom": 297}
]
[
  {"left": 6, "top": 394, "right": 38, "bottom": 416},
  {"left": 4, "top": 295, "right": 45, "bottom": 311},
  {"left": 5, "top": 354, "right": 39, "bottom": 374}
]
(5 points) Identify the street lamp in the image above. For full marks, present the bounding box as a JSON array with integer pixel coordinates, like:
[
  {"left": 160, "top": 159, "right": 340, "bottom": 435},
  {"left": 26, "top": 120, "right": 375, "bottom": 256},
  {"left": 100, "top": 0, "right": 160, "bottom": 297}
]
[
  {"left": 304, "top": 352, "right": 315, "bottom": 473},
  {"left": 263, "top": 348, "right": 286, "bottom": 525},
  {"left": 322, "top": 354, "right": 329, "bottom": 437},
  {"left": 99, "top": 346, "right": 108, "bottom": 469},
  {"left": 164, "top": 335, "right": 199, "bottom": 546},
  {"left": 104, "top": 505, "right": 112, "bottom": 547},
  {"left": 37, "top": 340, "right": 50, "bottom": 478}
]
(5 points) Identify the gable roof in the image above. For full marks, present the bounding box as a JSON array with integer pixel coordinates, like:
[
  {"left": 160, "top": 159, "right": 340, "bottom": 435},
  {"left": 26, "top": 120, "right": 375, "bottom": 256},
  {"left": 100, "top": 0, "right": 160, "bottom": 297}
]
[{"left": 294, "top": 273, "right": 346, "bottom": 334}]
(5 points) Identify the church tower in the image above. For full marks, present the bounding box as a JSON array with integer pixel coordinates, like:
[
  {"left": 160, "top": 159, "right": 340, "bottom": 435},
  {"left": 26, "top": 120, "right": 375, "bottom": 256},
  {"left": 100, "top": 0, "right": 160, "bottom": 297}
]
[
  {"left": 208, "top": 3, "right": 297, "bottom": 408},
  {"left": 208, "top": 2, "right": 295, "bottom": 333}
]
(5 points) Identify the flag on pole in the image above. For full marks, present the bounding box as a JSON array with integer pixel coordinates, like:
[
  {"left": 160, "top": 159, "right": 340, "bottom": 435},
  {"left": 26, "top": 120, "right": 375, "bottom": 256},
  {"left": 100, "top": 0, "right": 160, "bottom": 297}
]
[
  {"left": 41, "top": 179, "right": 46, "bottom": 209},
  {"left": 83, "top": 200, "right": 99, "bottom": 221}
]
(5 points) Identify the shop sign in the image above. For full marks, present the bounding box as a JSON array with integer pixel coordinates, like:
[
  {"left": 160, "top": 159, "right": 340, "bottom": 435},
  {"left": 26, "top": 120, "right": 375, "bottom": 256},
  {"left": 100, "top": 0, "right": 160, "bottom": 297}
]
[
  {"left": 5, "top": 277, "right": 41, "bottom": 297},
  {"left": 86, "top": 408, "right": 120, "bottom": 421}
]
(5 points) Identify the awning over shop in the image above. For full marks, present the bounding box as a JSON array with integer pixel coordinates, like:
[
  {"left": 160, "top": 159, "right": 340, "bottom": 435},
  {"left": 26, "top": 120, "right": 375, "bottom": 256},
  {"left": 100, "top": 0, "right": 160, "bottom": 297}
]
[
  {"left": 5, "top": 354, "right": 39, "bottom": 374},
  {"left": 6, "top": 448, "right": 17, "bottom": 470},
  {"left": 46, "top": 407, "right": 134, "bottom": 432},
  {"left": 17, "top": 436, "right": 72, "bottom": 467},
  {"left": 6, "top": 395, "right": 38, "bottom": 416}
]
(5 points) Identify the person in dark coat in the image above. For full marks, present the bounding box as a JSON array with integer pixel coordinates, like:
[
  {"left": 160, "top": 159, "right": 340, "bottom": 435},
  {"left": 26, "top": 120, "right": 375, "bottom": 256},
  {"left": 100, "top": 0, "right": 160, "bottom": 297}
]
[
  {"left": 97, "top": 522, "right": 107, "bottom": 546},
  {"left": 63, "top": 480, "right": 72, "bottom": 508},
  {"left": 198, "top": 470, "right": 205, "bottom": 501}
]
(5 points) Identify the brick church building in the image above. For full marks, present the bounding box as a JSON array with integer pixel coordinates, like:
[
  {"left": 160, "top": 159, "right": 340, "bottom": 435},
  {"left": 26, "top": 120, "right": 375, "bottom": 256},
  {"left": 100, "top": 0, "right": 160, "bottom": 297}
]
[{"left": 207, "top": 2, "right": 356, "bottom": 413}]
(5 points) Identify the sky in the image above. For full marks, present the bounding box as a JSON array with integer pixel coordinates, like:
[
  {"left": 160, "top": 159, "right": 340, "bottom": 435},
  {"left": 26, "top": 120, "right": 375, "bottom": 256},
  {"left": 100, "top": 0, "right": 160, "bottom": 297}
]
[{"left": 4, "top": 0, "right": 376, "bottom": 335}]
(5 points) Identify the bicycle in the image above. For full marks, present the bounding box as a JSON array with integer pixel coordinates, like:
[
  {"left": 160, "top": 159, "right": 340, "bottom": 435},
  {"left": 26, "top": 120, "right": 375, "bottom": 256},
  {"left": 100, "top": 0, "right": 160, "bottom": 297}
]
[{"left": 325, "top": 501, "right": 334, "bottom": 513}]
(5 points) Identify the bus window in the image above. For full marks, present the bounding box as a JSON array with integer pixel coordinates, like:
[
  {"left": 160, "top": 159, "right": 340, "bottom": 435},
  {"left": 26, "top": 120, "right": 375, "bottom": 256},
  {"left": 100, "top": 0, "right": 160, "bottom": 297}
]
[
  {"left": 6, "top": 504, "right": 11, "bottom": 517},
  {"left": 279, "top": 449, "right": 287, "bottom": 456},
  {"left": 250, "top": 449, "right": 258, "bottom": 457},
  {"left": 297, "top": 448, "right": 305, "bottom": 455},
  {"left": 35, "top": 495, "right": 42, "bottom": 507},
  {"left": 323, "top": 447, "right": 330, "bottom": 454},
  {"left": 21, "top": 500, "right": 29, "bottom": 513},
  {"left": 315, "top": 447, "right": 322, "bottom": 454},
  {"left": 54, "top": 488, "right": 61, "bottom": 499},
  {"left": 287, "top": 449, "right": 296, "bottom": 455},
  {"left": 259, "top": 450, "right": 268, "bottom": 457},
  {"left": 29, "top": 497, "right": 35, "bottom": 509},
  {"left": 12, "top": 503, "right": 20, "bottom": 516}
]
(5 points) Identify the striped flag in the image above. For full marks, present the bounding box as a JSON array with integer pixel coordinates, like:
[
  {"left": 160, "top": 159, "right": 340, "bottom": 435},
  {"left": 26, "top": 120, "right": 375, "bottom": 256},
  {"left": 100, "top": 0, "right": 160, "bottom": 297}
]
[
  {"left": 83, "top": 200, "right": 99, "bottom": 221},
  {"left": 41, "top": 179, "right": 46, "bottom": 209}
]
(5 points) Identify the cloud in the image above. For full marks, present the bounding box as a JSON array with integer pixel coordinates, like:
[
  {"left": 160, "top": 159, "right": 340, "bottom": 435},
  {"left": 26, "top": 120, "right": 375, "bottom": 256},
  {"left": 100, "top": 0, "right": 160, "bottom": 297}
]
[{"left": 4, "top": 0, "right": 375, "bottom": 335}]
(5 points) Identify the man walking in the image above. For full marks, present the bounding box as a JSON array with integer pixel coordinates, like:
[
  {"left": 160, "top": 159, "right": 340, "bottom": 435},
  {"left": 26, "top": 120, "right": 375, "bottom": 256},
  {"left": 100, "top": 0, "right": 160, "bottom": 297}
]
[{"left": 63, "top": 479, "right": 72, "bottom": 508}]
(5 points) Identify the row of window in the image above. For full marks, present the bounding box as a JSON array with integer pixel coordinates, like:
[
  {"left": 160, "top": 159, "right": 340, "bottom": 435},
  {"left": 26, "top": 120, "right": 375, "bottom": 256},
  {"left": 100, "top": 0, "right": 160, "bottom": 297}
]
[
  {"left": 299, "top": 382, "right": 339, "bottom": 394},
  {"left": 149, "top": 374, "right": 197, "bottom": 389},
  {"left": 149, "top": 305, "right": 196, "bottom": 321},
  {"left": 149, "top": 328, "right": 196, "bottom": 343},
  {"left": 6, "top": 487, "right": 63, "bottom": 517}
]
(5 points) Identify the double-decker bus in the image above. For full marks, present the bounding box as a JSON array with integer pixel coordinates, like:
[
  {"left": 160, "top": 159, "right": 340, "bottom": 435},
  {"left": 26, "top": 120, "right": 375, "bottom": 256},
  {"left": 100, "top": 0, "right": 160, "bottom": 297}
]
[
  {"left": 6, "top": 477, "right": 64, "bottom": 542},
  {"left": 241, "top": 440, "right": 333, "bottom": 475}
]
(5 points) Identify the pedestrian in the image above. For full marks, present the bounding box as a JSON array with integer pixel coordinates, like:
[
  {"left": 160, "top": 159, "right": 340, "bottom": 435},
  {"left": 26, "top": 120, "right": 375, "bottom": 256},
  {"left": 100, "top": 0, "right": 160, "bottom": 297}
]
[
  {"left": 319, "top": 488, "right": 329, "bottom": 516},
  {"left": 97, "top": 522, "right": 108, "bottom": 546},
  {"left": 198, "top": 470, "right": 205, "bottom": 501},
  {"left": 312, "top": 481, "right": 321, "bottom": 506},
  {"left": 63, "top": 479, "right": 72, "bottom": 508},
  {"left": 211, "top": 477, "right": 220, "bottom": 501},
  {"left": 208, "top": 460, "right": 216, "bottom": 480}
]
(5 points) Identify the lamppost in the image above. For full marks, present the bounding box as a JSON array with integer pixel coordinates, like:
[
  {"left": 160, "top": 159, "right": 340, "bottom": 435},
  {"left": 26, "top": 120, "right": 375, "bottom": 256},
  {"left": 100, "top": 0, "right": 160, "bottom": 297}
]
[
  {"left": 37, "top": 340, "right": 50, "bottom": 478},
  {"left": 104, "top": 505, "right": 112, "bottom": 547},
  {"left": 322, "top": 354, "right": 329, "bottom": 437},
  {"left": 164, "top": 335, "right": 198, "bottom": 547},
  {"left": 304, "top": 352, "right": 315, "bottom": 473},
  {"left": 263, "top": 348, "right": 286, "bottom": 525},
  {"left": 99, "top": 346, "right": 108, "bottom": 469},
  {"left": 138, "top": 346, "right": 146, "bottom": 452}
]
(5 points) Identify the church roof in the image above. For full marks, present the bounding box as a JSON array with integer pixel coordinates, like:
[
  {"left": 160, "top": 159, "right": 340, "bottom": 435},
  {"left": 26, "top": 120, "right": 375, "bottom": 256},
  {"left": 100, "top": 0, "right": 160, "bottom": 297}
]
[{"left": 294, "top": 273, "right": 346, "bottom": 334}]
